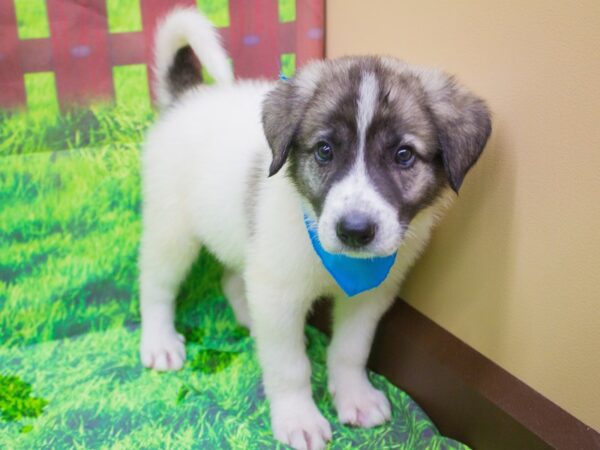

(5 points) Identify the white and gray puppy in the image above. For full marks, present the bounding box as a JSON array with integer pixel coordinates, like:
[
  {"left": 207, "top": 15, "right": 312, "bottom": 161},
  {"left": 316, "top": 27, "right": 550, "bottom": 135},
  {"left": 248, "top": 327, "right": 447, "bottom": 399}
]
[{"left": 140, "top": 8, "right": 491, "bottom": 450}]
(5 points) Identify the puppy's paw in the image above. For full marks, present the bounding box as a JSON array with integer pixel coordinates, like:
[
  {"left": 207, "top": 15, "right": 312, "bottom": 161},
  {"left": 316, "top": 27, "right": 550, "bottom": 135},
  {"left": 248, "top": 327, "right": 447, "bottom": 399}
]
[
  {"left": 140, "top": 327, "right": 186, "bottom": 371},
  {"left": 330, "top": 378, "right": 391, "bottom": 428},
  {"left": 271, "top": 398, "right": 332, "bottom": 450}
]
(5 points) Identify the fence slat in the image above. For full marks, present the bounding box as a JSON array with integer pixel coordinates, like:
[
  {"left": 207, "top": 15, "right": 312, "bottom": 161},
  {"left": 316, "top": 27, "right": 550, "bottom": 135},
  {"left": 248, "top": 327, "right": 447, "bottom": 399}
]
[
  {"left": 296, "top": 0, "right": 324, "bottom": 68},
  {"left": 109, "top": 32, "right": 146, "bottom": 66},
  {"left": 46, "top": 0, "right": 114, "bottom": 109},
  {"left": 229, "top": 0, "right": 280, "bottom": 78},
  {"left": 0, "top": 0, "right": 26, "bottom": 109},
  {"left": 19, "top": 39, "right": 53, "bottom": 73}
]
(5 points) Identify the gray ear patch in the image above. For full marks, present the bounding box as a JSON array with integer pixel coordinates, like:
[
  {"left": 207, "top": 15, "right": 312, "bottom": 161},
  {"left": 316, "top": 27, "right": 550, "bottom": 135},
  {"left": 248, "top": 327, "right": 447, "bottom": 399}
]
[
  {"left": 423, "top": 74, "right": 492, "bottom": 192},
  {"left": 262, "top": 79, "right": 306, "bottom": 177}
]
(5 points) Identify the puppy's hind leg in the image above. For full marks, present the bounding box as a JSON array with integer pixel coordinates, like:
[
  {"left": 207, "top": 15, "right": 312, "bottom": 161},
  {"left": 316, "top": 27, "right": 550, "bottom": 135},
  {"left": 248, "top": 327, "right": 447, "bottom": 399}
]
[
  {"left": 139, "top": 209, "right": 200, "bottom": 371},
  {"left": 222, "top": 270, "right": 252, "bottom": 330}
]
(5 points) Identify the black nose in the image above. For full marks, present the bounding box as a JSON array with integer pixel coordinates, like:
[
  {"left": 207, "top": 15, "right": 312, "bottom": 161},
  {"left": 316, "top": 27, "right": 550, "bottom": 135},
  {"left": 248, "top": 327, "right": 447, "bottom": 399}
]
[{"left": 336, "top": 214, "right": 376, "bottom": 248}]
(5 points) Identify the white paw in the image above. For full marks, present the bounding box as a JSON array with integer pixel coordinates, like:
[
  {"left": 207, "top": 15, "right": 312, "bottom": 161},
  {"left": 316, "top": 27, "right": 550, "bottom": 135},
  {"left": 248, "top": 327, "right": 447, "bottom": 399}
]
[
  {"left": 140, "top": 327, "right": 186, "bottom": 371},
  {"left": 271, "top": 398, "right": 332, "bottom": 450},
  {"left": 330, "top": 378, "right": 391, "bottom": 428}
]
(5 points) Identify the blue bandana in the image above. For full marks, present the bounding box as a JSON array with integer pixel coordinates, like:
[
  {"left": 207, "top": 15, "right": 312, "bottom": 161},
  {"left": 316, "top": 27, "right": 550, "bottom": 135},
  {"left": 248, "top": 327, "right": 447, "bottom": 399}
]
[{"left": 303, "top": 215, "right": 397, "bottom": 297}]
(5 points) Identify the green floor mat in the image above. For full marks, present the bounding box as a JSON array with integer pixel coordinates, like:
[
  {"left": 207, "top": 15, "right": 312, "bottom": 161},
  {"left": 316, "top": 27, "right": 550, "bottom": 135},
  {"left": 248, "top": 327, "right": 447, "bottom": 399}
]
[{"left": 0, "top": 119, "right": 467, "bottom": 449}]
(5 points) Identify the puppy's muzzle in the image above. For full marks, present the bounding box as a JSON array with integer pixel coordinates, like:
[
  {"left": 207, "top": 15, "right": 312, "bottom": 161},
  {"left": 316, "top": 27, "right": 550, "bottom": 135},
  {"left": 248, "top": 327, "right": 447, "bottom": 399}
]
[{"left": 335, "top": 212, "right": 376, "bottom": 248}]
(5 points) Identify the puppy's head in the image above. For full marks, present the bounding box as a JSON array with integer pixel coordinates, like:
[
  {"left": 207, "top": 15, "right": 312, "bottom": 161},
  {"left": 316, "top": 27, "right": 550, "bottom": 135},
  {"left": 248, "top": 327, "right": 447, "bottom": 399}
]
[{"left": 262, "top": 56, "right": 491, "bottom": 257}]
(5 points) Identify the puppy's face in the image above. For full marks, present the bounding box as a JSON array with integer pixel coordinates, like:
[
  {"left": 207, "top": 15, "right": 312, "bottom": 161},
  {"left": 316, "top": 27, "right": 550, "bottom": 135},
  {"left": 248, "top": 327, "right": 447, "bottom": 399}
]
[{"left": 263, "top": 57, "right": 491, "bottom": 257}]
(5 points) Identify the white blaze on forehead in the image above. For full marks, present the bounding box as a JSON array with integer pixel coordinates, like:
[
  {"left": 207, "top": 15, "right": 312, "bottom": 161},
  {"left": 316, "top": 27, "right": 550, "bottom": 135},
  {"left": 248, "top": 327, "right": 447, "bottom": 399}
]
[
  {"left": 356, "top": 72, "right": 379, "bottom": 157},
  {"left": 317, "top": 71, "right": 404, "bottom": 257}
]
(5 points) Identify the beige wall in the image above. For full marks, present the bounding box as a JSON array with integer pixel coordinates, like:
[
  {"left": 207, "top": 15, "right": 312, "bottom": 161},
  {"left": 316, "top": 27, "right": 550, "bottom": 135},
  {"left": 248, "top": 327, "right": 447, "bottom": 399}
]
[{"left": 327, "top": 0, "right": 600, "bottom": 430}]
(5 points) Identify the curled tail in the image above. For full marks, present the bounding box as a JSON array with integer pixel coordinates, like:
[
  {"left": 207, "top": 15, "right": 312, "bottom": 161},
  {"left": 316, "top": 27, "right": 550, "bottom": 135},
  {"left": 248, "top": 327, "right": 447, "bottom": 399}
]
[{"left": 154, "top": 8, "right": 233, "bottom": 108}]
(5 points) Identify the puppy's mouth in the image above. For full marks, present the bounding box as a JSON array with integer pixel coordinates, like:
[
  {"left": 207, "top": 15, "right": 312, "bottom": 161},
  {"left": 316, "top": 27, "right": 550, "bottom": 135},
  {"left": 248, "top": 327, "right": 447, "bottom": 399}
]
[
  {"left": 321, "top": 241, "right": 400, "bottom": 259},
  {"left": 316, "top": 223, "right": 405, "bottom": 259}
]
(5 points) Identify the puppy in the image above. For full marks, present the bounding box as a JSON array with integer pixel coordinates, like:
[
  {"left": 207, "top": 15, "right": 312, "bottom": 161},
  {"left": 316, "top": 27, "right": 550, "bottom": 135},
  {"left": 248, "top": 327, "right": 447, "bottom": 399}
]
[{"left": 139, "top": 8, "right": 491, "bottom": 450}]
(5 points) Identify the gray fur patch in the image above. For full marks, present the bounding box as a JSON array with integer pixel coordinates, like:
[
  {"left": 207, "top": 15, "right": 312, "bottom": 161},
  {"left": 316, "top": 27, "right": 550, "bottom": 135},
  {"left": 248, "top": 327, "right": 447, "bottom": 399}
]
[
  {"left": 167, "top": 45, "right": 203, "bottom": 103},
  {"left": 261, "top": 55, "right": 491, "bottom": 235}
]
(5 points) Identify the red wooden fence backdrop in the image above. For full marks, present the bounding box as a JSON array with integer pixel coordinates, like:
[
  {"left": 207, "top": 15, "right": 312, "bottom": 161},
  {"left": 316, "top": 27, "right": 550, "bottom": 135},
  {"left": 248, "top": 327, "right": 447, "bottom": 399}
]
[
  {"left": 0, "top": 0, "right": 25, "bottom": 109},
  {"left": 0, "top": 0, "right": 324, "bottom": 111}
]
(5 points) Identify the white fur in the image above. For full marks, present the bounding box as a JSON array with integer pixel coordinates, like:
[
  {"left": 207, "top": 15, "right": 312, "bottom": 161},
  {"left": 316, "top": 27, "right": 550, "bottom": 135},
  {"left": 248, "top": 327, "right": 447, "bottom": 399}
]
[
  {"left": 140, "top": 9, "right": 451, "bottom": 450},
  {"left": 356, "top": 72, "right": 379, "bottom": 139}
]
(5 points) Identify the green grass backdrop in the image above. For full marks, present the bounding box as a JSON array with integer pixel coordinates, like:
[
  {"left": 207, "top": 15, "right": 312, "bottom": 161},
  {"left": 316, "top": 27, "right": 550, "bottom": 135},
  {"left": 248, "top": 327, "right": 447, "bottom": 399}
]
[{"left": 0, "top": 0, "right": 468, "bottom": 447}]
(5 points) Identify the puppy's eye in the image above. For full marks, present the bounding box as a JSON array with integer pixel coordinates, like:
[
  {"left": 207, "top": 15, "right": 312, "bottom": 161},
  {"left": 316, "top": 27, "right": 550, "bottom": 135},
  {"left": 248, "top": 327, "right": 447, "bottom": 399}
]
[
  {"left": 314, "top": 141, "right": 333, "bottom": 164},
  {"left": 394, "top": 146, "right": 415, "bottom": 168}
]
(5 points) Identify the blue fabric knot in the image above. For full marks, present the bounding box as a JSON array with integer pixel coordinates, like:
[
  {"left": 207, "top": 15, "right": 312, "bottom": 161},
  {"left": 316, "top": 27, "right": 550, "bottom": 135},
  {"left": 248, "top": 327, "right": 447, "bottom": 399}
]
[{"left": 303, "top": 214, "right": 397, "bottom": 297}]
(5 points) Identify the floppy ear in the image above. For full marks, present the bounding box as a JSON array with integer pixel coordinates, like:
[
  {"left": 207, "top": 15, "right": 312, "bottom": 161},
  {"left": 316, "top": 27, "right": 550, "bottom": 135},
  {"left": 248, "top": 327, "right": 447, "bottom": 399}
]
[
  {"left": 420, "top": 71, "right": 492, "bottom": 192},
  {"left": 262, "top": 79, "right": 307, "bottom": 177}
]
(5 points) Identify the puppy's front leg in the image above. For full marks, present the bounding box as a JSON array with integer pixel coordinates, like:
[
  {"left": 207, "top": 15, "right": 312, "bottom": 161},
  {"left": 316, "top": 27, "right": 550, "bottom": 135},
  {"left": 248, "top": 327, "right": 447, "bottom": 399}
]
[
  {"left": 246, "top": 274, "right": 332, "bottom": 450},
  {"left": 328, "top": 287, "right": 395, "bottom": 428}
]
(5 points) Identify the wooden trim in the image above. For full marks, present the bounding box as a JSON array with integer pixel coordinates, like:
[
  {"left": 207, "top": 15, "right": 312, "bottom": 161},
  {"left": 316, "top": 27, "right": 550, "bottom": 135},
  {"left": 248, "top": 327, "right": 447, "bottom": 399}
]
[{"left": 308, "top": 298, "right": 600, "bottom": 450}]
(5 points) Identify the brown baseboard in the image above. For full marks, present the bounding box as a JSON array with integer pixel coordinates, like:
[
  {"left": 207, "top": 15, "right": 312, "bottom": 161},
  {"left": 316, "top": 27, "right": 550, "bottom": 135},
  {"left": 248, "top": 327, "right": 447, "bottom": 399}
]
[{"left": 308, "top": 298, "right": 600, "bottom": 450}]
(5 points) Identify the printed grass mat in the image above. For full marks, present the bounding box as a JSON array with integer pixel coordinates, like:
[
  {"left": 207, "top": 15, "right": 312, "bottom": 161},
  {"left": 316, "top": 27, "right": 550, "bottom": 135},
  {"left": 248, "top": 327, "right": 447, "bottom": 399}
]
[{"left": 0, "top": 107, "right": 468, "bottom": 449}]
